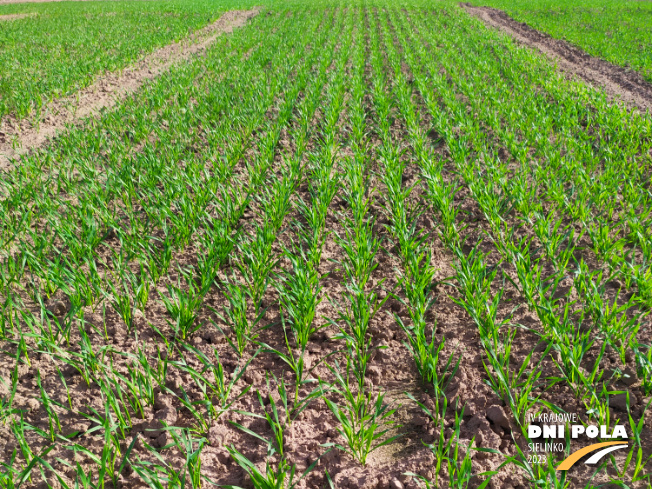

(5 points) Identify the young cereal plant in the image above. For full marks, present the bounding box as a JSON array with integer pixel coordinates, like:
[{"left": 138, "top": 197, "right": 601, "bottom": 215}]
[
  {"left": 626, "top": 261, "right": 652, "bottom": 310},
  {"left": 223, "top": 447, "right": 319, "bottom": 489},
  {"left": 321, "top": 358, "right": 401, "bottom": 466},
  {"left": 482, "top": 335, "right": 552, "bottom": 429},
  {"left": 75, "top": 402, "right": 130, "bottom": 488},
  {"left": 236, "top": 223, "right": 279, "bottom": 316},
  {"left": 450, "top": 244, "right": 504, "bottom": 347},
  {"left": 0, "top": 361, "right": 20, "bottom": 425},
  {"left": 532, "top": 210, "right": 576, "bottom": 272},
  {"left": 330, "top": 282, "right": 387, "bottom": 392},
  {"left": 172, "top": 344, "right": 257, "bottom": 423},
  {"left": 621, "top": 398, "right": 652, "bottom": 483},
  {"left": 160, "top": 268, "right": 206, "bottom": 341},
  {"left": 407, "top": 406, "right": 497, "bottom": 489},
  {"left": 633, "top": 342, "right": 652, "bottom": 396},
  {"left": 105, "top": 278, "right": 137, "bottom": 333},
  {"left": 276, "top": 250, "right": 324, "bottom": 350},
  {"left": 502, "top": 439, "right": 572, "bottom": 489},
  {"left": 131, "top": 428, "right": 206, "bottom": 489},
  {"left": 263, "top": 250, "right": 326, "bottom": 399},
  {"left": 420, "top": 158, "right": 465, "bottom": 253},
  {"left": 295, "top": 161, "right": 339, "bottom": 268},
  {"left": 213, "top": 277, "right": 264, "bottom": 357},
  {"left": 117, "top": 350, "right": 160, "bottom": 418},
  {"left": 405, "top": 393, "right": 451, "bottom": 486},
  {"left": 125, "top": 264, "right": 152, "bottom": 313},
  {"left": 226, "top": 374, "right": 323, "bottom": 489},
  {"left": 394, "top": 243, "right": 461, "bottom": 401},
  {"left": 0, "top": 439, "right": 58, "bottom": 489},
  {"left": 35, "top": 372, "right": 62, "bottom": 442}
]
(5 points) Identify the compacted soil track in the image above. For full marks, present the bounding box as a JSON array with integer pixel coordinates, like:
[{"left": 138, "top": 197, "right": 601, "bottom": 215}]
[
  {"left": 0, "top": 8, "right": 260, "bottom": 168},
  {"left": 463, "top": 3, "right": 652, "bottom": 112}
]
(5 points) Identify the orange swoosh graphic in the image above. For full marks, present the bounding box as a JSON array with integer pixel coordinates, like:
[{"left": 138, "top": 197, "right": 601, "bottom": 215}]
[{"left": 556, "top": 442, "right": 628, "bottom": 471}]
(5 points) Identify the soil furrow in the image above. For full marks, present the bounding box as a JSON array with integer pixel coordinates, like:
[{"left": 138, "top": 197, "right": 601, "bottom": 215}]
[
  {"left": 0, "top": 7, "right": 261, "bottom": 168},
  {"left": 461, "top": 3, "right": 652, "bottom": 113}
]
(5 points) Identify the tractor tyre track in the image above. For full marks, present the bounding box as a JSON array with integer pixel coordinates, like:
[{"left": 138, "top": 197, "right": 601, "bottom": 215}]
[
  {"left": 0, "top": 12, "right": 35, "bottom": 19},
  {"left": 462, "top": 3, "right": 652, "bottom": 113},
  {"left": 0, "top": 7, "right": 261, "bottom": 168},
  {"left": 0, "top": 0, "right": 152, "bottom": 4}
]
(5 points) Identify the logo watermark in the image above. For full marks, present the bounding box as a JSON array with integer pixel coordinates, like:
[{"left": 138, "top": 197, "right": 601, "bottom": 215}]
[{"left": 526, "top": 412, "right": 628, "bottom": 470}]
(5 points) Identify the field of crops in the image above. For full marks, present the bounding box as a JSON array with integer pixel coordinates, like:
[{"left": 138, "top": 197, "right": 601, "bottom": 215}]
[{"left": 0, "top": 1, "right": 651, "bottom": 489}]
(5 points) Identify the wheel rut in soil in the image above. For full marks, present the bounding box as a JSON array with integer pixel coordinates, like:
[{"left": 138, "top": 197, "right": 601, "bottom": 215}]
[
  {"left": 462, "top": 3, "right": 652, "bottom": 113},
  {"left": 0, "top": 0, "right": 149, "bottom": 4},
  {"left": 0, "top": 12, "right": 35, "bottom": 19},
  {"left": 0, "top": 7, "right": 261, "bottom": 168}
]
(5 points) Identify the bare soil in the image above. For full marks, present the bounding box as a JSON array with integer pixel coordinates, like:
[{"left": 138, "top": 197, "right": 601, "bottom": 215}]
[
  {"left": 0, "top": 12, "right": 35, "bottom": 19},
  {"left": 462, "top": 3, "right": 652, "bottom": 113},
  {"left": 0, "top": 7, "right": 261, "bottom": 168},
  {"left": 0, "top": 0, "right": 150, "bottom": 3}
]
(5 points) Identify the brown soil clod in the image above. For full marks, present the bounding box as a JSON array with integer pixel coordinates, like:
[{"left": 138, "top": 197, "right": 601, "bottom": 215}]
[
  {"left": 461, "top": 3, "right": 652, "bottom": 113},
  {"left": 0, "top": 7, "right": 262, "bottom": 168}
]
